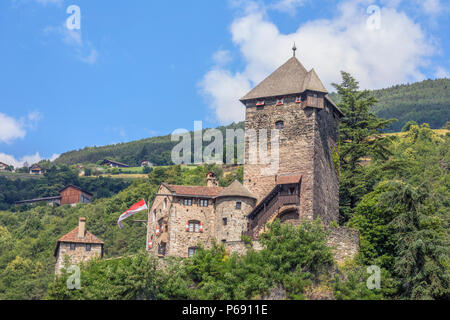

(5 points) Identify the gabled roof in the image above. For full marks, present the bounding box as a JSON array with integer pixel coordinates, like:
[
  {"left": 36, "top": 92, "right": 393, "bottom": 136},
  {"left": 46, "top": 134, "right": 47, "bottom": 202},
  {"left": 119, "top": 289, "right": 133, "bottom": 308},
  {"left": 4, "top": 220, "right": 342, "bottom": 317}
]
[
  {"left": 164, "top": 183, "right": 224, "bottom": 198},
  {"left": 57, "top": 227, "right": 104, "bottom": 244},
  {"left": 0, "top": 162, "right": 8, "bottom": 166},
  {"left": 30, "top": 164, "right": 42, "bottom": 169},
  {"left": 59, "top": 184, "right": 93, "bottom": 196},
  {"left": 217, "top": 180, "right": 256, "bottom": 199},
  {"left": 100, "top": 159, "right": 130, "bottom": 167},
  {"left": 240, "top": 56, "right": 328, "bottom": 101},
  {"left": 54, "top": 227, "right": 104, "bottom": 257}
]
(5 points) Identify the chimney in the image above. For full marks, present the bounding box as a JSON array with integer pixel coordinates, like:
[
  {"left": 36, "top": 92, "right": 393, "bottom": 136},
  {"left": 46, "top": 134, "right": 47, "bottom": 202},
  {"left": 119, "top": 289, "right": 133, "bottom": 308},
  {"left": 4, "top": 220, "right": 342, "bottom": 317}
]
[
  {"left": 78, "top": 217, "right": 86, "bottom": 239},
  {"left": 206, "top": 172, "right": 218, "bottom": 187}
]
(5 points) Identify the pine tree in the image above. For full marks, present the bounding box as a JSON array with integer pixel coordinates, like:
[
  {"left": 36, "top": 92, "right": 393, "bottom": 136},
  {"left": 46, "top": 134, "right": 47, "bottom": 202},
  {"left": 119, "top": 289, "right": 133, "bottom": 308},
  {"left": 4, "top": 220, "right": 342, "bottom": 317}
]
[{"left": 332, "top": 72, "right": 395, "bottom": 222}]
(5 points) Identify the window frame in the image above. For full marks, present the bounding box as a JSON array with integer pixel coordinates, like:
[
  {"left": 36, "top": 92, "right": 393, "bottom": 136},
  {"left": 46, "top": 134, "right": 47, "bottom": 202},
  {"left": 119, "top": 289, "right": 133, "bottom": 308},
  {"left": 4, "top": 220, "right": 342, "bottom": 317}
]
[
  {"left": 188, "top": 247, "right": 198, "bottom": 257},
  {"left": 70, "top": 243, "right": 76, "bottom": 251},
  {"left": 276, "top": 98, "right": 284, "bottom": 106},
  {"left": 188, "top": 220, "right": 201, "bottom": 233},
  {"left": 199, "top": 199, "right": 209, "bottom": 207},
  {"left": 86, "top": 244, "right": 91, "bottom": 252},
  {"left": 235, "top": 201, "right": 242, "bottom": 210},
  {"left": 275, "top": 120, "right": 285, "bottom": 130},
  {"left": 184, "top": 198, "right": 193, "bottom": 206}
]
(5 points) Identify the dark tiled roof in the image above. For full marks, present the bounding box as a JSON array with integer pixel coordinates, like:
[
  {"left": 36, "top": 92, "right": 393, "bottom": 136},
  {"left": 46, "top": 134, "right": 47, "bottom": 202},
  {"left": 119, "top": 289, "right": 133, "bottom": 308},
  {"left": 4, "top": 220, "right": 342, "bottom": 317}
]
[
  {"left": 15, "top": 196, "right": 61, "bottom": 205},
  {"left": 240, "top": 57, "right": 327, "bottom": 101},
  {"left": 165, "top": 184, "right": 224, "bottom": 198},
  {"left": 217, "top": 180, "right": 256, "bottom": 199},
  {"left": 100, "top": 159, "right": 130, "bottom": 167}
]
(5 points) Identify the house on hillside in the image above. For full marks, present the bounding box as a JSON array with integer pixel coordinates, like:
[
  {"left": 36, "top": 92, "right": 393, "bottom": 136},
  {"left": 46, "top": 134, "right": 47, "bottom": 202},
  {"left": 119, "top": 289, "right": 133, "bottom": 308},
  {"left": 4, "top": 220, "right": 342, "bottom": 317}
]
[
  {"left": 29, "top": 164, "right": 44, "bottom": 175},
  {"left": 100, "top": 159, "right": 130, "bottom": 168},
  {"left": 15, "top": 185, "right": 92, "bottom": 207},
  {"left": 0, "top": 162, "right": 9, "bottom": 171},
  {"left": 54, "top": 217, "right": 104, "bottom": 274},
  {"left": 140, "top": 160, "right": 154, "bottom": 167},
  {"left": 147, "top": 49, "right": 360, "bottom": 263}
]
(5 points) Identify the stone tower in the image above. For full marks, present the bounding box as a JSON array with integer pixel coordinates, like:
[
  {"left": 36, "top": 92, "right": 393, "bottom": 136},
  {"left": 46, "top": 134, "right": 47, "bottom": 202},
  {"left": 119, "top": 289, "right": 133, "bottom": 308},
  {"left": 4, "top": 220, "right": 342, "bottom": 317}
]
[{"left": 240, "top": 54, "right": 344, "bottom": 226}]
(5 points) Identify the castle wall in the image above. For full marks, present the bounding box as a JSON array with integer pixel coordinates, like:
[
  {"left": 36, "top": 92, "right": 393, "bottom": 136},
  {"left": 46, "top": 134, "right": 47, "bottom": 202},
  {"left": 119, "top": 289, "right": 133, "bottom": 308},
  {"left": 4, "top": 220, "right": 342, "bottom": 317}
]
[
  {"left": 326, "top": 226, "right": 360, "bottom": 264},
  {"left": 215, "top": 197, "right": 255, "bottom": 242},
  {"left": 55, "top": 242, "right": 102, "bottom": 275},
  {"left": 312, "top": 103, "right": 340, "bottom": 225},
  {"left": 244, "top": 95, "right": 316, "bottom": 221}
]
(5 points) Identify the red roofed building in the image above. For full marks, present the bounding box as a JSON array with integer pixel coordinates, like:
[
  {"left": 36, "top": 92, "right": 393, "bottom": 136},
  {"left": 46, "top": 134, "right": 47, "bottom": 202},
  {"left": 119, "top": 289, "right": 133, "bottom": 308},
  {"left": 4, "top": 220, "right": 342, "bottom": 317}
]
[{"left": 54, "top": 217, "right": 104, "bottom": 274}]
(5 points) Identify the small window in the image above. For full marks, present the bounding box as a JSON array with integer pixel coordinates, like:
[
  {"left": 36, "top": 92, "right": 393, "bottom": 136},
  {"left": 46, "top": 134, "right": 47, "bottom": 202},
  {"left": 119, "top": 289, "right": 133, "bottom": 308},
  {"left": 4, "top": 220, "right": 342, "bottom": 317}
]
[
  {"left": 199, "top": 199, "right": 208, "bottom": 207},
  {"left": 184, "top": 198, "right": 192, "bottom": 206},
  {"left": 223, "top": 217, "right": 228, "bottom": 226},
  {"left": 235, "top": 201, "right": 242, "bottom": 210},
  {"left": 153, "top": 209, "right": 156, "bottom": 222},
  {"left": 70, "top": 243, "right": 76, "bottom": 250},
  {"left": 275, "top": 121, "right": 284, "bottom": 129},
  {"left": 276, "top": 98, "right": 284, "bottom": 106},
  {"left": 86, "top": 244, "right": 91, "bottom": 252},
  {"left": 296, "top": 96, "right": 301, "bottom": 104},
  {"left": 188, "top": 220, "right": 200, "bottom": 233},
  {"left": 256, "top": 100, "right": 265, "bottom": 106},
  {"left": 163, "top": 198, "right": 167, "bottom": 210},
  {"left": 188, "top": 247, "right": 198, "bottom": 257},
  {"left": 158, "top": 242, "right": 166, "bottom": 256}
]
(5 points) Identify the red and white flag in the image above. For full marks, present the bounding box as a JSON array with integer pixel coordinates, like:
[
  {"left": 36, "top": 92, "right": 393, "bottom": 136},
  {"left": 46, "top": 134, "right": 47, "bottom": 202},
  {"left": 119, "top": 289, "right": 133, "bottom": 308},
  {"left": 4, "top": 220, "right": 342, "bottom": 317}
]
[{"left": 118, "top": 199, "right": 148, "bottom": 229}]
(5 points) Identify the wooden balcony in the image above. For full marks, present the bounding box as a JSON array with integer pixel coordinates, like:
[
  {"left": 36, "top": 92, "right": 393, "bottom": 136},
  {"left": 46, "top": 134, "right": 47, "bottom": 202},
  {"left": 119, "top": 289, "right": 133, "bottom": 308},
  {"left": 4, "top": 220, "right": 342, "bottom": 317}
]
[{"left": 245, "top": 191, "right": 300, "bottom": 239}]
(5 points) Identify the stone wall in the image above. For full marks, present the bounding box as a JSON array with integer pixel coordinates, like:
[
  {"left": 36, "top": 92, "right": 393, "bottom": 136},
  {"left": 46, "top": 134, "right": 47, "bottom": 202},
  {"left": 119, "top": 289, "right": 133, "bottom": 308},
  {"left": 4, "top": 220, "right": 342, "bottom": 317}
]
[
  {"left": 326, "top": 226, "right": 360, "bottom": 263},
  {"left": 243, "top": 96, "right": 318, "bottom": 223},
  {"left": 215, "top": 197, "right": 255, "bottom": 242},
  {"left": 55, "top": 242, "right": 102, "bottom": 274},
  {"left": 312, "top": 103, "right": 340, "bottom": 225}
]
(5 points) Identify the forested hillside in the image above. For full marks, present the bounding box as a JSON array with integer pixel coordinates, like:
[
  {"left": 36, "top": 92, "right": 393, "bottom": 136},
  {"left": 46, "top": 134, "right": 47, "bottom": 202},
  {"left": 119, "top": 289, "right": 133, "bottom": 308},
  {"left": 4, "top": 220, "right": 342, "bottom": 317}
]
[
  {"left": 55, "top": 79, "right": 449, "bottom": 166},
  {"left": 329, "top": 78, "right": 450, "bottom": 132},
  {"left": 54, "top": 122, "right": 245, "bottom": 166}
]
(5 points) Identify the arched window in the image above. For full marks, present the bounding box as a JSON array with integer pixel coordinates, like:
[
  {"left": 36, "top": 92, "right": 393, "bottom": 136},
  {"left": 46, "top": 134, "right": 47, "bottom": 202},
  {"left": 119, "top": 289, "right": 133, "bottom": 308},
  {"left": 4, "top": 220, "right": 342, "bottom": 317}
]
[{"left": 275, "top": 121, "right": 284, "bottom": 129}]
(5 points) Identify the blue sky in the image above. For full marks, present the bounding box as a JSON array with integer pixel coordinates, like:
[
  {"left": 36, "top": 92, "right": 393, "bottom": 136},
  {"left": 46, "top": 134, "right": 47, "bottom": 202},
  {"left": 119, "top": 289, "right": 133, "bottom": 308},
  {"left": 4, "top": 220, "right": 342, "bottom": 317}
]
[{"left": 0, "top": 0, "right": 449, "bottom": 167}]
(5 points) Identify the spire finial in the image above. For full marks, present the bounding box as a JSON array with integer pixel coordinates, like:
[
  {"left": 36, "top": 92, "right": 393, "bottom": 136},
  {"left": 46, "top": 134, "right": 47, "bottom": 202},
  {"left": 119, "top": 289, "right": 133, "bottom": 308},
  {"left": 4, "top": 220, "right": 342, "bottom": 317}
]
[{"left": 292, "top": 42, "right": 297, "bottom": 57}]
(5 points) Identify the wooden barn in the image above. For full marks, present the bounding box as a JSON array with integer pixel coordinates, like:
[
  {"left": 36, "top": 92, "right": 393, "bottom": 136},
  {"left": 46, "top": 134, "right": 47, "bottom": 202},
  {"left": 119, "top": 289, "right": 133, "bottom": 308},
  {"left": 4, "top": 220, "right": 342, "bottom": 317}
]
[{"left": 60, "top": 185, "right": 93, "bottom": 205}]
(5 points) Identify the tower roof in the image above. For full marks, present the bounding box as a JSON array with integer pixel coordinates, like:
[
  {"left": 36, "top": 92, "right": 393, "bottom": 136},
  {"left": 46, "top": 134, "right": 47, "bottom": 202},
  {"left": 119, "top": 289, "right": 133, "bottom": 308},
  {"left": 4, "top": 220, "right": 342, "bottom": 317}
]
[
  {"left": 217, "top": 180, "right": 257, "bottom": 199},
  {"left": 240, "top": 56, "right": 328, "bottom": 101}
]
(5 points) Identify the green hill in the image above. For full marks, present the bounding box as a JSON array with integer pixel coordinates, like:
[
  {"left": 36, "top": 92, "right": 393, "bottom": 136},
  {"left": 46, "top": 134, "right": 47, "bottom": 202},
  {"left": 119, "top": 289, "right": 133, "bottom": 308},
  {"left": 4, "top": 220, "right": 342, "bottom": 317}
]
[
  {"left": 55, "top": 78, "right": 449, "bottom": 166},
  {"left": 329, "top": 78, "right": 450, "bottom": 132},
  {"left": 54, "top": 122, "right": 245, "bottom": 167}
]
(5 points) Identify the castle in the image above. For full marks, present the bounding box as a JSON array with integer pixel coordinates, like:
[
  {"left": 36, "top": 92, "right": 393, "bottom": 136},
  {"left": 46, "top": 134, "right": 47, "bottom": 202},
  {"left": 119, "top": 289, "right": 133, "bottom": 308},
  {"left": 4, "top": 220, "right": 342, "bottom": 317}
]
[{"left": 146, "top": 52, "right": 359, "bottom": 261}]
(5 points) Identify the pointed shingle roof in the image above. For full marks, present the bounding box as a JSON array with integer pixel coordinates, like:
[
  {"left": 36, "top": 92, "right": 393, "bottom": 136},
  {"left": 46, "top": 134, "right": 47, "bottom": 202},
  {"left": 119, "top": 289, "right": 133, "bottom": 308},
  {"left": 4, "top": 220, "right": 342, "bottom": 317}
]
[
  {"left": 217, "top": 180, "right": 257, "bottom": 199},
  {"left": 240, "top": 57, "right": 328, "bottom": 101}
]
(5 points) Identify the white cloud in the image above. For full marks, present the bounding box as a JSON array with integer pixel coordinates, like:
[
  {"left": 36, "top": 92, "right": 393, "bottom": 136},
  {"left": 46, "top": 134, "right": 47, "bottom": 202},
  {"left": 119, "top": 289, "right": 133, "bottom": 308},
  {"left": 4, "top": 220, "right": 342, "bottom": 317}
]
[
  {"left": 43, "top": 23, "right": 99, "bottom": 65},
  {"left": 35, "top": 0, "right": 63, "bottom": 5},
  {"left": 435, "top": 66, "right": 450, "bottom": 78},
  {"left": 0, "top": 152, "right": 60, "bottom": 168},
  {"left": 0, "top": 111, "right": 42, "bottom": 144},
  {"left": 213, "top": 50, "right": 232, "bottom": 66},
  {"left": 271, "top": 0, "right": 306, "bottom": 13},
  {"left": 421, "top": 0, "right": 442, "bottom": 15},
  {"left": 0, "top": 113, "right": 26, "bottom": 144},
  {"left": 200, "top": 0, "right": 436, "bottom": 124}
]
